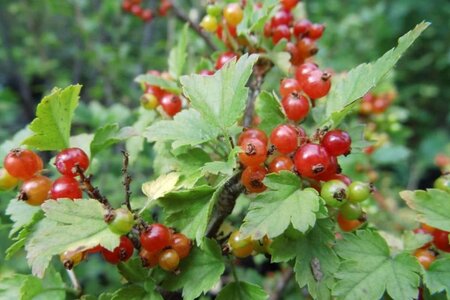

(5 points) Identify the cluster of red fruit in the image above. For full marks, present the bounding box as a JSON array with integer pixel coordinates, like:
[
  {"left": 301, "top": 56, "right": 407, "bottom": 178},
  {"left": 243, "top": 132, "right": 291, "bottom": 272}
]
[
  {"left": 200, "top": 2, "right": 243, "bottom": 45},
  {"left": 1, "top": 148, "right": 89, "bottom": 206},
  {"left": 121, "top": 0, "right": 172, "bottom": 22},
  {"left": 140, "top": 71, "right": 182, "bottom": 117},
  {"left": 360, "top": 90, "right": 396, "bottom": 116},
  {"left": 227, "top": 230, "right": 271, "bottom": 258},
  {"left": 413, "top": 224, "right": 450, "bottom": 270}
]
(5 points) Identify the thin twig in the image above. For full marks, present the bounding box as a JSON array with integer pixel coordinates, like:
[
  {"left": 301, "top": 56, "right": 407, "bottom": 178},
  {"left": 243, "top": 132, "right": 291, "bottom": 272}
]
[
  {"left": 270, "top": 268, "right": 294, "bottom": 300},
  {"left": 170, "top": 2, "right": 218, "bottom": 51},
  {"left": 121, "top": 151, "right": 132, "bottom": 210},
  {"left": 66, "top": 269, "right": 82, "bottom": 297},
  {"left": 76, "top": 165, "right": 112, "bottom": 209}
]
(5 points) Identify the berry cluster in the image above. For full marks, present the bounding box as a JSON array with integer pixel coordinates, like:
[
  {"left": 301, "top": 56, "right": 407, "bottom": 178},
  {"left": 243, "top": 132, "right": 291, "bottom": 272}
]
[
  {"left": 412, "top": 224, "right": 449, "bottom": 270},
  {"left": 140, "top": 71, "right": 182, "bottom": 117},
  {"left": 121, "top": 0, "right": 172, "bottom": 23},
  {"left": 227, "top": 230, "right": 271, "bottom": 258},
  {"left": 139, "top": 223, "right": 191, "bottom": 271}
]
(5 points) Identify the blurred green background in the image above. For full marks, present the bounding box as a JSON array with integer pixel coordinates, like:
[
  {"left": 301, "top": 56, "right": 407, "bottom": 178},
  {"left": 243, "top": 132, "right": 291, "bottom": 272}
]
[{"left": 0, "top": 0, "right": 448, "bottom": 297}]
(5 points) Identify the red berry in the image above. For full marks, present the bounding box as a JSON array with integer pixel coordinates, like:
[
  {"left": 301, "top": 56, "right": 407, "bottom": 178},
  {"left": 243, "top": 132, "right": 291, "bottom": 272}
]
[
  {"left": 280, "top": 0, "right": 299, "bottom": 11},
  {"left": 141, "top": 9, "right": 153, "bottom": 22},
  {"left": 239, "top": 138, "right": 267, "bottom": 166},
  {"left": 199, "top": 70, "right": 214, "bottom": 76},
  {"left": 215, "top": 52, "right": 238, "bottom": 70},
  {"left": 4, "top": 149, "right": 43, "bottom": 180},
  {"left": 140, "top": 223, "right": 172, "bottom": 254},
  {"left": 101, "top": 236, "right": 134, "bottom": 264},
  {"left": 271, "top": 10, "right": 292, "bottom": 27},
  {"left": 301, "top": 69, "right": 331, "bottom": 99},
  {"left": 130, "top": 4, "right": 142, "bottom": 17},
  {"left": 337, "top": 212, "right": 362, "bottom": 232},
  {"left": 158, "top": 249, "right": 180, "bottom": 271},
  {"left": 294, "top": 143, "right": 331, "bottom": 178},
  {"left": 270, "top": 124, "right": 298, "bottom": 154},
  {"left": 272, "top": 25, "right": 291, "bottom": 44},
  {"left": 55, "top": 148, "right": 90, "bottom": 177},
  {"left": 322, "top": 129, "right": 352, "bottom": 156},
  {"left": 171, "top": 233, "right": 191, "bottom": 259},
  {"left": 279, "top": 78, "right": 301, "bottom": 97},
  {"left": 281, "top": 93, "right": 310, "bottom": 122},
  {"left": 296, "top": 38, "right": 318, "bottom": 59},
  {"left": 158, "top": 0, "right": 172, "bottom": 16},
  {"left": 268, "top": 155, "right": 294, "bottom": 173},
  {"left": 286, "top": 42, "right": 302, "bottom": 66},
  {"left": 160, "top": 94, "right": 182, "bottom": 117},
  {"left": 293, "top": 19, "right": 312, "bottom": 37},
  {"left": 86, "top": 245, "right": 102, "bottom": 254},
  {"left": 314, "top": 155, "right": 339, "bottom": 181},
  {"left": 414, "top": 249, "right": 436, "bottom": 270},
  {"left": 50, "top": 176, "right": 82, "bottom": 200},
  {"left": 241, "top": 165, "right": 267, "bottom": 193},
  {"left": 308, "top": 23, "right": 325, "bottom": 39},
  {"left": 372, "top": 97, "right": 390, "bottom": 114},
  {"left": 238, "top": 128, "right": 268, "bottom": 146},
  {"left": 20, "top": 175, "right": 52, "bottom": 206},
  {"left": 295, "top": 63, "right": 318, "bottom": 83},
  {"left": 433, "top": 229, "right": 450, "bottom": 252},
  {"left": 264, "top": 22, "right": 272, "bottom": 37},
  {"left": 140, "top": 248, "right": 159, "bottom": 268},
  {"left": 122, "top": 0, "right": 133, "bottom": 12},
  {"left": 145, "top": 85, "right": 165, "bottom": 100}
]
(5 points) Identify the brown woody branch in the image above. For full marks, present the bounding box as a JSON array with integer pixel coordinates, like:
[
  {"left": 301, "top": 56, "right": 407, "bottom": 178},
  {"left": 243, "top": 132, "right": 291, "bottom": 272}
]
[
  {"left": 121, "top": 151, "right": 132, "bottom": 210},
  {"left": 170, "top": 2, "right": 218, "bottom": 52},
  {"left": 76, "top": 166, "right": 112, "bottom": 209}
]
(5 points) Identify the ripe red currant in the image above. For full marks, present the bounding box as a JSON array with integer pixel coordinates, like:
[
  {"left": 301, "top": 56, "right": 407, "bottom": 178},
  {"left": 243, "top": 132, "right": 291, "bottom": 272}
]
[
  {"left": 0, "top": 168, "right": 19, "bottom": 191},
  {"left": 293, "top": 19, "right": 312, "bottom": 37},
  {"left": 337, "top": 212, "right": 363, "bottom": 232},
  {"left": 286, "top": 42, "right": 303, "bottom": 66},
  {"left": 279, "top": 78, "right": 301, "bottom": 97},
  {"left": 223, "top": 3, "right": 244, "bottom": 27},
  {"left": 414, "top": 249, "right": 436, "bottom": 270},
  {"left": 282, "top": 93, "right": 310, "bottom": 122},
  {"left": 55, "top": 148, "right": 90, "bottom": 177},
  {"left": 108, "top": 208, "right": 135, "bottom": 235},
  {"left": 140, "top": 223, "right": 172, "bottom": 254},
  {"left": 145, "top": 85, "right": 165, "bottom": 100},
  {"left": 140, "top": 248, "right": 159, "bottom": 268},
  {"left": 122, "top": 0, "right": 133, "bottom": 12},
  {"left": 301, "top": 69, "right": 332, "bottom": 99},
  {"left": 320, "top": 179, "right": 348, "bottom": 207},
  {"left": 101, "top": 236, "right": 134, "bottom": 264},
  {"left": 158, "top": 249, "right": 180, "bottom": 271},
  {"left": 314, "top": 155, "right": 339, "bottom": 181},
  {"left": 20, "top": 175, "right": 52, "bottom": 206},
  {"left": 241, "top": 165, "right": 267, "bottom": 193},
  {"left": 308, "top": 23, "right": 325, "bottom": 39},
  {"left": 294, "top": 143, "right": 331, "bottom": 178},
  {"left": 280, "top": 0, "right": 299, "bottom": 11},
  {"left": 50, "top": 176, "right": 82, "bottom": 200},
  {"left": 228, "top": 230, "right": 254, "bottom": 258},
  {"left": 270, "top": 124, "right": 298, "bottom": 154},
  {"left": 296, "top": 38, "right": 318, "bottom": 59},
  {"left": 295, "top": 62, "right": 318, "bottom": 83},
  {"left": 171, "top": 233, "right": 191, "bottom": 259},
  {"left": 238, "top": 128, "right": 268, "bottom": 146},
  {"left": 271, "top": 10, "right": 292, "bottom": 27},
  {"left": 130, "top": 4, "right": 143, "bottom": 17},
  {"left": 268, "top": 155, "right": 294, "bottom": 173},
  {"left": 215, "top": 52, "right": 238, "bottom": 70},
  {"left": 432, "top": 229, "right": 450, "bottom": 252},
  {"left": 322, "top": 129, "right": 352, "bottom": 156},
  {"left": 141, "top": 9, "right": 153, "bottom": 22},
  {"left": 272, "top": 25, "right": 291, "bottom": 44},
  {"left": 4, "top": 149, "right": 43, "bottom": 180},
  {"left": 158, "top": 0, "right": 172, "bottom": 16},
  {"left": 160, "top": 94, "right": 182, "bottom": 117},
  {"left": 238, "top": 138, "right": 267, "bottom": 167}
]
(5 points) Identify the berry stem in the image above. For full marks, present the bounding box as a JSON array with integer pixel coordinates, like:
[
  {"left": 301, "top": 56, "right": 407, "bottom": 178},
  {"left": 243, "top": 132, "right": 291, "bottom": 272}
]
[
  {"left": 76, "top": 165, "right": 112, "bottom": 209},
  {"left": 121, "top": 151, "right": 132, "bottom": 211},
  {"left": 66, "top": 269, "right": 82, "bottom": 298}
]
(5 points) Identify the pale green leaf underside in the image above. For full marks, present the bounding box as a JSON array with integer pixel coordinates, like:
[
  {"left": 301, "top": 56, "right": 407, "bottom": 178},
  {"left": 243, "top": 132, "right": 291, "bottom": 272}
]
[{"left": 22, "top": 85, "right": 81, "bottom": 150}]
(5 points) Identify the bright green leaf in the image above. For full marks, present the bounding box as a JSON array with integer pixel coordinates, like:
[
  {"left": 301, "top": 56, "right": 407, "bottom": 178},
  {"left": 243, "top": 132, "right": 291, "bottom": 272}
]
[
  {"left": 90, "top": 123, "right": 138, "bottom": 158},
  {"left": 423, "top": 258, "right": 450, "bottom": 297},
  {"left": 25, "top": 199, "right": 120, "bottom": 277},
  {"left": 6, "top": 199, "right": 42, "bottom": 238},
  {"left": 20, "top": 266, "right": 65, "bottom": 300},
  {"left": 168, "top": 24, "right": 189, "bottom": 79},
  {"left": 117, "top": 258, "right": 150, "bottom": 283},
  {"left": 202, "top": 147, "right": 240, "bottom": 176},
  {"left": 0, "top": 274, "right": 25, "bottom": 300},
  {"left": 255, "top": 91, "right": 286, "bottom": 135},
  {"left": 140, "top": 172, "right": 180, "bottom": 212},
  {"left": 134, "top": 74, "right": 181, "bottom": 95},
  {"left": 22, "top": 85, "right": 81, "bottom": 150},
  {"left": 216, "top": 281, "right": 268, "bottom": 300}
]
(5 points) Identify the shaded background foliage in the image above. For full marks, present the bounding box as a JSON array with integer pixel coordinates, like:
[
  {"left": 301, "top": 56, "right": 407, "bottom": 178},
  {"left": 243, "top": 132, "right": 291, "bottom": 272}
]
[{"left": 0, "top": 0, "right": 448, "bottom": 297}]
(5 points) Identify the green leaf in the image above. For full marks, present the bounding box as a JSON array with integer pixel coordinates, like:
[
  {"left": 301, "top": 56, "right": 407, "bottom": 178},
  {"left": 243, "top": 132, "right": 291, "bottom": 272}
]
[
  {"left": 140, "top": 172, "right": 180, "bottom": 212},
  {"left": 333, "top": 230, "right": 421, "bottom": 300},
  {"left": 322, "top": 22, "right": 429, "bottom": 126},
  {"left": 90, "top": 124, "right": 138, "bottom": 158},
  {"left": 372, "top": 144, "right": 411, "bottom": 164},
  {"left": 180, "top": 54, "right": 259, "bottom": 132},
  {"left": 20, "top": 266, "right": 65, "bottom": 300},
  {"left": 202, "top": 147, "right": 240, "bottom": 176},
  {"left": 162, "top": 239, "right": 225, "bottom": 300},
  {"left": 271, "top": 219, "right": 339, "bottom": 299},
  {"left": 126, "top": 108, "right": 157, "bottom": 165},
  {"left": 70, "top": 133, "right": 94, "bottom": 157},
  {"left": 134, "top": 74, "right": 181, "bottom": 95},
  {"left": 263, "top": 51, "right": 290, "bottom": 75},
  {"left": 111, "top": 283, "right": 163, "bottom": 300},
  {"left": 6, "top": 199, "right": 42, "bottom": 238},
  {"left": 0, "top": 128, "right": 32, "bottom": 164},
  {"left": 255, "top": 91, "right": 286, "bottom": 135},
  {"left": 144, "top": 109, "right": 221, "bottom": 150},
  {"left": 400, "top": 189, "right": 450, "bottom": 232},
  {"left": 22, "top": 85, "right": 81, "bottom": 150},
  {"left": 26, "top": 199, "right": 120, "bottom": 277},
  {"left": 241, "top": 172, "right": 321, "bottom": 239},
  {"left": 216, "top": 281, "right": 268, "bottom": 300},
  {"left": 0, "top": 275, "right": 25, "bottom": 300},
  {"left": 168, "top": 24, "right": 189, "bottom": 79},
  {"left": 117, "top": 258, "right": 150, "bottom": 283},
  {"left": 159, "top": 186, "right": 215, "bottom": 244},
  {"left": 402, "top": 231, "right": 433, "bottom": 253},
  {"left": 424, "top": 258, "right": 450, "bottom": 297}
]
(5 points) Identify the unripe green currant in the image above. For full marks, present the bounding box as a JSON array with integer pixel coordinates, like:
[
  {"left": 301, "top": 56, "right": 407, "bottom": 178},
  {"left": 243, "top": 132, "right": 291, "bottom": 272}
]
[
  {"left": 320, "top": 180, "right": 348, "bottom": 207},
  {"left": 339, "top": 202, "right": 363, "bottom": 220},
  {"left": 206, "top": 4, "right": 222, "bottom": 17},
  {"left": 434, "top": 175, "right": 450, "bottom": 193},
  {"left": 348, "top": 181, "right": 371, "bottom": 203},
  {"left": 108, "top": 208, "right": 134, "bottom": 235}
]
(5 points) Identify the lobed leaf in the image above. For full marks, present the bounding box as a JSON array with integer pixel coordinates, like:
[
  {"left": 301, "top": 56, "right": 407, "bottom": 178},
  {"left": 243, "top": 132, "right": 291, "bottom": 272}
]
[
  {"left": 255, "top": 91, "right": 286, "bottom": 135},
  {"left": 90, "top": 123, "right": 138, "bottom": 158},
  {"left": 216, "top": 281, "right": 268, "bottom": 300},
  {"left": 168, "top": 24, "right": 189, "bottom": 79}
]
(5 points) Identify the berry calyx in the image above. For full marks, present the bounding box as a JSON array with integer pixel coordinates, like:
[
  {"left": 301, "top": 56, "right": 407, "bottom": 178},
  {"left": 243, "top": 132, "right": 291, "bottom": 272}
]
[
  {"left": 158, "top": 249, "right": 180, "bottom": 271},
  {"left": 171, "top": 233, "right": 191, "bottom": 259},
  {"left": 348, "top": 181, "right": 371, "bottom": 203},
  {"left": 294, "top": 143, "right": 331, "bottom": 178},
  {"left": 101, "top": 236, "right": 134, "bottom": 264},
  {"left": 320, "top": 179, "right": 348, "bottom": 207},
  {"left": 281, "top": 93, "right": 310, "bottom": 122},
  {"left": 241, "top": 165, "right": 267, "bottom": 193},
  {"left": 268, "top": 155, "right": 294, "bottom": 173},
  {"left": 301, "top": 69, "right": 332, "bottom": 99},
  {"left": 238, "top": 138, "right": 267, "bottom": 166},
  {"left": 279, "top": 78, "right": 301, "bottom": 97},
  {"left": 4, "top": 149, "right": 43, "bottom": 180},
  {"left": 414, "top": 249, "right": 436, "bottom": 270},
  {"left": 223, "top": 3, "right": 244, "bottom": 27},
  {"left": 322, "top": 129, "right": 352, "bottom": 156},
  {"left": 270, "top": 124, "right": 299, "bottom": 154},
  {"left": 55, "top": 148, "right": 90, "bottom": 177},
  {"left": 50, "top": 176, "right": 82, "bottom": 200},
  {"left": 0, "top": 168, "right": 19, "bottom": 191},
  {"left": 140, "top": 223, "right": 172, "bottom": 254},
  {"left": 228, "top": 230, "right": 254, "bottom": 258},
  {"left": 19, "top": 175, "right": 52, "bottom": 206},
  {"left": 108, "top": 208, "right": 135, "bottom": 235},
  {"left": 160, "top": 94, "right": 182, "bottom": 117}
]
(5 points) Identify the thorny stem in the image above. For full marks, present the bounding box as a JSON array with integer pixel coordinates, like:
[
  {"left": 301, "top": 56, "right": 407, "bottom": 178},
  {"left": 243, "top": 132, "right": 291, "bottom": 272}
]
[
  {"left": 121, "top": 151, "right": 132, "bottom": 211},
  {"left": 270, "top": 268, "right": 294, "bottom": 300},
  {"left": 76, "top": 165, "right": 112, "bottom": 209},
  {"left": 170, "top": 2, "right": 218, "bottom": 52}
]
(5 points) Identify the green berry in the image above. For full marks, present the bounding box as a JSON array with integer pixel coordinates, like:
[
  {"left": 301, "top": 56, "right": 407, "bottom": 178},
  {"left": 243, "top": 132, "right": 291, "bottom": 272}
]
[
  {"left": 108, "top": 208, "right": 134, "bottom": 235},
  {"left": 348, "top": 181, "right": 371, "bottom": 203},
  {"left": 434, "top": 175, "right": 450, "bottom": 193},
  {"left": 320, "top": 179, "right": 348, "bottom": 207},
  {"left": 339, "top": 202, "right": 362, "bottom": 220},
  {"left": 207, "top": 4, "right": 222, "bottom": 17}
]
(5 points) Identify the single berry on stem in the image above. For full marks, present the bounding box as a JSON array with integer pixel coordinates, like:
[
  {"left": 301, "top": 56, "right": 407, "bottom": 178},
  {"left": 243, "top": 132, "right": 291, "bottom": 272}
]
[
  {"left": 0, "top": 168, "right": 19, "bottom": 191},
  {"left": 241, "top": 165, "right": 267, "bottom": 193},
  {"left": 320, "top": 179, "right": 348, "bottom": 207},
  {"left": 228, "top": 230, "right": 254, "bottom": 258},
  {"left": 171, "top": 233, "right": 191, "bottom": 259},
  {"left": 55, "top": 148, "right": 90, "bottom": 177},
  {"left": 270, "top": 124, "right": 299, "bottom": 154},
  {"left": 4, "top": 149, "right": 43, "bottom": 180},
  {"left": 160, "top": 94, "right": 182, "bottom": 117},
  {"left": 108, "top": 207, "right": 135, "bottom": 235},
  {"left": 158, "top": 249, "right": 180, "bottom": 271},
  {"left": 238, "top": 128, "right": 268, "bottom": 146},
  {"left": 294, "top": 143, "right": 331, "bottom": 178},
  {"left": 140, "top": 223, "right": 172, "bottom": 254},
  {"left": 279, "top": 78, "right": 301, "bottom": 97},
  {"left": 238, "top": 138, "right": 267, "bottom": 167},
  {"left": 268, "top": 155, "right": 294, "bottom": 173},
  {"left": 19, "top": 175, "right": 52, "bottom": 206},
  {"left": 322, "top": 129, "right": 352, "bottom": 156},
  {"left": 282, "top": 93, "right": 310, "bottom": 122},
  {"left": 101, "top": 236, "right": 134, "bottom": 264},
  {"left": 50, "top": 176, "right": 83, "bottom": 200}
]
